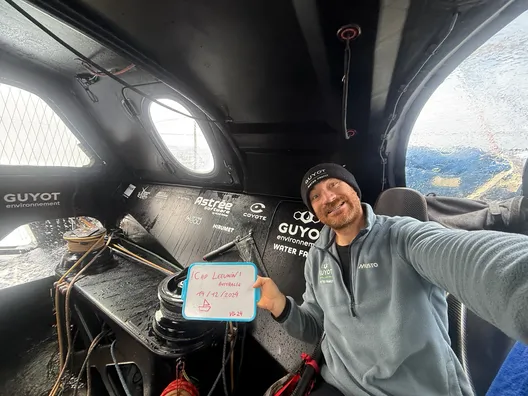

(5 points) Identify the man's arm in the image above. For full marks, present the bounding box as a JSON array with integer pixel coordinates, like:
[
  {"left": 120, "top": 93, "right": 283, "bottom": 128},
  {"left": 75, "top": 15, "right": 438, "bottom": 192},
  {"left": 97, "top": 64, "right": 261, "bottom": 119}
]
[
  {"left": 255, "top": 254, "right": 324, "bottom": 345},
  {"left": 393, "top": 217, "right": 528, "bottom": 342},
  {"left": 277, "top": 272, "right": 324, "bottom": 345}
]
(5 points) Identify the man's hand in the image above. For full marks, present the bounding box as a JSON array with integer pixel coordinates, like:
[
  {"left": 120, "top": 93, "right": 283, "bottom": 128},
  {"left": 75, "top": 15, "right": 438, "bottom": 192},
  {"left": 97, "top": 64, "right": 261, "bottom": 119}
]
[{"left": 253, "top": 276, "right": 287, "bottom": 318}]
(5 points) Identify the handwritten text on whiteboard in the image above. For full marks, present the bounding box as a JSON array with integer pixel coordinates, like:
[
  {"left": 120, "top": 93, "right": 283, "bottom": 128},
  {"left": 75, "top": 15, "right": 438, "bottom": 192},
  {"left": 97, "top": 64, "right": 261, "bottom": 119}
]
[{"left": 183, "top": 263, "right": 257, "bottom": 321}]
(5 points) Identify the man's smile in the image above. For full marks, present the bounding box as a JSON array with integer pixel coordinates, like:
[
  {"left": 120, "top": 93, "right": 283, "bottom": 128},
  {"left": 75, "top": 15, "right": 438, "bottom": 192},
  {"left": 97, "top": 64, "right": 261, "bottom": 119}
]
[{"left": 327, "top": 201, "right": 346, "bottom": 216}]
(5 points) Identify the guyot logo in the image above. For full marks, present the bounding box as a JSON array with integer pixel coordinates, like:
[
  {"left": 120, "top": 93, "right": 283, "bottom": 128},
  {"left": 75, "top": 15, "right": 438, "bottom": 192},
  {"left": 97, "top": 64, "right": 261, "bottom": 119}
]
[
  {"left": 4, "top": 192, "right": 61, "bottom": 203},
  {"left": 4, "top": 192, "right": 61, "bottom": 209},
  {"left": 304, "top": 169, "right": 326, "bottom": 186},
  {"left": 294, "top": 211, "right": 319, "bottom": 224},
  {"left": 318, "top": 262, "right": 333, "bottom": 284}
]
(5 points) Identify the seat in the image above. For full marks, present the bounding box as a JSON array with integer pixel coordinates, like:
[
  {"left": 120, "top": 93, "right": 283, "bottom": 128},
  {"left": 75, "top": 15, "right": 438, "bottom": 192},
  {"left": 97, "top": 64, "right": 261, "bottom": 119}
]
[
  {"left": 374, "top": 188, "right": 472, "bottom": 382},
  {"left": 373, "top": 187, "right": 429, "bottom": 221}
]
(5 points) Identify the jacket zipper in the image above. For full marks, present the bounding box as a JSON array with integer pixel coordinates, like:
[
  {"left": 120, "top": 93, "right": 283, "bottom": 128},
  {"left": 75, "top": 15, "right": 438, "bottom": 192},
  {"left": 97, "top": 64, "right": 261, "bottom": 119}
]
[
  {"left": 325, "top": 249, "right": 356, "bottom": 317},
  {"left": 348, "top": 244, "right": 356, "bottom": 317}
]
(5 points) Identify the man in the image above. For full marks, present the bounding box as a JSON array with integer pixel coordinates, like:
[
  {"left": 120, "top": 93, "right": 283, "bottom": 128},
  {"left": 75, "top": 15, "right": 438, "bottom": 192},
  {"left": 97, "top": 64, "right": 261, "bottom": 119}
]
[{"left": 253, "top": 163, "right": 528, "bottom": 396}]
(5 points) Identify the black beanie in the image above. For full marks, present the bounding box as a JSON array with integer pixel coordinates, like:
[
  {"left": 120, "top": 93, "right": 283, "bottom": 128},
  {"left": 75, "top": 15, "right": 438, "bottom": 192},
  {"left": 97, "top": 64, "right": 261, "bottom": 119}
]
[{"left": 300, "top": 163, "right": 361, "bottom": 213}]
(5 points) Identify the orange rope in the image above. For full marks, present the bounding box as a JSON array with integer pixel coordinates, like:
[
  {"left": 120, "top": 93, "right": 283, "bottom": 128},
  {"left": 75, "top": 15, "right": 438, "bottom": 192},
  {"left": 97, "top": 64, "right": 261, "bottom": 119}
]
[
  {"left": 113, "top": 244, "right": 174, "bottom": 275},
  {"left": 49, "top": 235, "right": 111, "bottom": 396}
]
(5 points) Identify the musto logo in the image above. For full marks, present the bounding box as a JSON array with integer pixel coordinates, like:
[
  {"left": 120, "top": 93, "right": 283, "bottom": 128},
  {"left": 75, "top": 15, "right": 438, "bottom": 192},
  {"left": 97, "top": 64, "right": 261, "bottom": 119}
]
[
  {"left": 194, "top": 197, "right": 233, "bottom": 217},
  {"left": 4, "top": 192, "right": 61, "bottom": 209},
  {"left": 273, "top": 211, "right": 321, "bottom": 257}
]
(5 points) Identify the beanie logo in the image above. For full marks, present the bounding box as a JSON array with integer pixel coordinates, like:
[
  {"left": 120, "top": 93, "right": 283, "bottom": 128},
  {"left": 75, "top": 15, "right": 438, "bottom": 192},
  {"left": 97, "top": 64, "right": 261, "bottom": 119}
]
[{"left": 305, "top": 169, "right": 326, "bottom": 185}]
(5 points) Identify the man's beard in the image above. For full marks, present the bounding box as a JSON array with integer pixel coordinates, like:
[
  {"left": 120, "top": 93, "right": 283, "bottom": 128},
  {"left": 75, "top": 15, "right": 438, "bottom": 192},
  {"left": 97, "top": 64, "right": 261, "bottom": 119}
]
[{"left": 321, "top": 199, "right": 358, "bottom": 230}]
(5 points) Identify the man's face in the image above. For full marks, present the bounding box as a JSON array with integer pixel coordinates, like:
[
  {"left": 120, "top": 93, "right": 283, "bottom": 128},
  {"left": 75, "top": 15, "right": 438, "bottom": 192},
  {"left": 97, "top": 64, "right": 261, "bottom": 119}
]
[{"left": 309, "top": 178, "right": 362, "bottom": 230}]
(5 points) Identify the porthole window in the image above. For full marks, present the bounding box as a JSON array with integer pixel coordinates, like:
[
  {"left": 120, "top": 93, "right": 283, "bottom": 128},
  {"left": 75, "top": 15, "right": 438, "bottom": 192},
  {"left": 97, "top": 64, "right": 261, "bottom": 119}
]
[{"left": 148, "top": 99, "right": 215, "bottom": 174}]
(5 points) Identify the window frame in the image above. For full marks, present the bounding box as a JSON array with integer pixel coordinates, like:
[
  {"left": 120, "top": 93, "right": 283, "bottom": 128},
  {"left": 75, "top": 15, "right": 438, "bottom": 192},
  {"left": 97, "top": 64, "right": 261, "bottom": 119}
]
[
  {"left": 386, "top": 5, "right": 528, "bottom": 191},
  {"left": 0, "top": 224, "right": 38, "bottom": 255},
  {"left": 0, "top": 78, "right": 101, "bottom": 174},
  {"left": 142, "top": 94, "right": 220, "bottom": 179}
]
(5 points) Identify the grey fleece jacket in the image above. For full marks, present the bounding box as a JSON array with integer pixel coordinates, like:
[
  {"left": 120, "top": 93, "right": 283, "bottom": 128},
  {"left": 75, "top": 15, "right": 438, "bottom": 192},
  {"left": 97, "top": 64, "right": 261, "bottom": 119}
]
[{"left": 280, "top": 203, "right": 528, "bottom": 396}]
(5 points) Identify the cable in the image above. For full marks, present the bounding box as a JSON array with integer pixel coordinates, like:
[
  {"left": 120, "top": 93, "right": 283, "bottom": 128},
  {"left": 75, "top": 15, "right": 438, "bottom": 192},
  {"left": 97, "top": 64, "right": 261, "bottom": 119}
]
[
  {"left": 379, "top": 12, "right": 459, "bottom": 190},
  {"left": 49, "top": 235, "right": 113, "bottom": 396},
  {"left": 77, "top": 58, "right": 135, "bottom": 77},
  {"left": 230, "top": 327, "right": 235, "bottom": 393},
  {"left": 206, "top": 346, "right": 234, "bottom": 396},
  {"left": 222, "top": 322, "right": 229, "bottom": 396},
  {"left": 235, "top": 323, "right": 247, "bottom": 390},
  {"left": 121, "top": 81, "right": 163, "bottom": 100},
  {"left": 111, "top": 244, "right": 174, "bottom": 275},
  {"left": 54, "top": 233, "right": 105, "bottom": 371},
  {"left": 4, "top": 0, "right": 222, "bottom": 124},
  {"left": 110, "top": 340, "right": 133, "bottom": 396},
  {"left": 118, "top": 238, "right": 184, "bottom": 270},
  {"left": 342, "top": 39, "right": 352, "bottom": 139},
  {"left": 73, "top": 329, "right": 109, "bottom": 396}
]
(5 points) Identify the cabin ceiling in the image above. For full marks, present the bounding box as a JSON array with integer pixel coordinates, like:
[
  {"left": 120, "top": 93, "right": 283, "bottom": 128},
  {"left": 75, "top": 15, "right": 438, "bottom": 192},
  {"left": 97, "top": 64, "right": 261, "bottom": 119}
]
[{"left": 1, "top": 0, "right": 526, "bottom": 201}]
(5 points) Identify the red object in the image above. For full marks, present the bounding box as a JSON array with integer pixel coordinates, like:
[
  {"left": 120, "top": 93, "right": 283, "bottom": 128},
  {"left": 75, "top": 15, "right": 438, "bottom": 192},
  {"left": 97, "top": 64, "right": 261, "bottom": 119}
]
[
  {"left": 346, "top": 129, "right": 357, "bottom": 138},
  {"left": 301, "top": 353, "right": 320, "bottom": 374},
  {"left": 161, "top": 379, "right": 199, "bottom": 396},
  {"left": 337, "top": 25, "right": 361, "bottom": 41},
  {"left": 274, "top": 374, "right": 301, "bottom": 396}
]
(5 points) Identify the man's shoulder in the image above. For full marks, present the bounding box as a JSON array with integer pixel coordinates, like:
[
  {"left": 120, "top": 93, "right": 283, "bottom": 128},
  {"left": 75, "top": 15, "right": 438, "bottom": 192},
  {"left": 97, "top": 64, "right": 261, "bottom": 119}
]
[{"left": 373, "top": 213, "right": 425, "bottom": 228}]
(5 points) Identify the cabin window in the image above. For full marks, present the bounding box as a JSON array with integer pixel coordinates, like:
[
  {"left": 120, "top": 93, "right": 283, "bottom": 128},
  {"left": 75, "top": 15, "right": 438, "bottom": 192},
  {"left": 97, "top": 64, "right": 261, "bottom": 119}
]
[
  {"left": 0, "top": 217, "right": 102, "bottom": 289},
  {"left": 406, "top": 10, "right": 528, "bottom": 200},
  {"left": 0, "top": 225, "right": 36, "bottom": 252},
  {"left": 148, "top": 98, "right": 215, "bottom": 174},
  {"left": 0, "top": 83, "right": 92, "bottom": 167}
]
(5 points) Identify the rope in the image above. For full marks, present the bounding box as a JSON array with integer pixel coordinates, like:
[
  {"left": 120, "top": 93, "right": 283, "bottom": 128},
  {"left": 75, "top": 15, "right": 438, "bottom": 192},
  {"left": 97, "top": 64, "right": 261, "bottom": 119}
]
[
  {"left": 112, "top": 244, "right": 174, "bottom": 275},
  {"left": 110, "top": 340, "right": 133, "bottom": 396},
  {"left": 73, "top": 329, "right": 109, "bottom": 396},
  {"left": 49, "top": 235, "right": 112, "bottom": 396}
]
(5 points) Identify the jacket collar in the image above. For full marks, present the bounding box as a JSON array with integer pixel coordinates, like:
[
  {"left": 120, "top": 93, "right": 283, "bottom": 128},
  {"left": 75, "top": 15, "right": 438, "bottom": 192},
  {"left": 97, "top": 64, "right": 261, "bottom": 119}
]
[{"left": 314, "top": 203, "right": 377, "bottom": 250}]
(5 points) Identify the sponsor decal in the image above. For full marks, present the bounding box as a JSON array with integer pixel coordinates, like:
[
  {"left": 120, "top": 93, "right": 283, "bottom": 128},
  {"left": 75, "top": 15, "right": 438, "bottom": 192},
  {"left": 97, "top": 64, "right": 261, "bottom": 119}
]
[
  {"left": 273, "top": 211, "right": 321, "bottom": 257},
  {"left": 243, "top": 202, "right": 267, "bottom": 221},
  {"left": 250, "top": 203, "right": 265, "bottom": 214},
  {"left": 213, "top": 224, "right": 235, "bottom": 233},
  {"left": 175, "top": 194, "right": 192, "bottom": 201},
  {"left": 3, "top": 192, "right": 61, "bottom": 209},
  {"left": 277, "top": 223, "right": 319, "bottom": 241},
  {"left": 304, "top": 169, "right": 327, "bottom": 187},
  {"left": 358, "top": 263, "right": 378, "bottom": 269},
  {"left": 123, "top": 184, "right": 136, "bottom": 198},
  {"left": 272, "top": 243, "right": 309, "bottom": 257},
  {"left": 293, "top": 211, "right": 319, "bottom": 224},
  {"left": 137, "top": 187, "right": 151, "bottom": 200},
  {"left": 155, "top": 191, "right": 169, "bottom": 200},
  {"left": 194, "top": 197, "right": 233, "bottom": 217},
  {"left": 318, "top": 262, "right": 334, "bottom": 284},
  {"left": 186, "top": 215, "right": 203, "bottom": 226}
]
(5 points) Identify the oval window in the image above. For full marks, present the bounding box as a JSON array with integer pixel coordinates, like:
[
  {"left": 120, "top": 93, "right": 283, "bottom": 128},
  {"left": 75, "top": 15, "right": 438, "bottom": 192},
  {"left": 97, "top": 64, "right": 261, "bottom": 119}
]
[{"left": 148, "top": 98, "right": 215, "bottom": 174}]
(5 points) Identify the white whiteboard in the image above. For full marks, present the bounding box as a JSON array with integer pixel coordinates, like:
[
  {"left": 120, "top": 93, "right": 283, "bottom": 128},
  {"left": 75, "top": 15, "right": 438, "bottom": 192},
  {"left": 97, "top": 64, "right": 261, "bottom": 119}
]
[{"left": 182, "top": 262, "right": 259, "bottom": 322}]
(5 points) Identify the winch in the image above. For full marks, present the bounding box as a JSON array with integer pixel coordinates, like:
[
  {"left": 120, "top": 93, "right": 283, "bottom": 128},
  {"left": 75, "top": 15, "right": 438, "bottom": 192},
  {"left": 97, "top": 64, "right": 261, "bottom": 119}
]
[
  {"left": 58, "top": 226, "right": 113, "bottom": 274},
  {"left": 152, "top": 271, "right": 223, "bottom": 355}
]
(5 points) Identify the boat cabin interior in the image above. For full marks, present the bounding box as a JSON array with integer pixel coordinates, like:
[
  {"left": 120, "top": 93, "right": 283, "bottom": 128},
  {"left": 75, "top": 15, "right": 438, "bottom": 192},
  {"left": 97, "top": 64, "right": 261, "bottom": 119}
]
[{"left": 0, "top": 0, "right": 527, "bottom": 395}]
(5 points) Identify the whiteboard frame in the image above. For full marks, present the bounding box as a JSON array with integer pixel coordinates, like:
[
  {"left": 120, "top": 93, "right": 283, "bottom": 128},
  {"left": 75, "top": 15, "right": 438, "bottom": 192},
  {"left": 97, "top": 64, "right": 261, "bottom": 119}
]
[{"left": 181, "top": 262, "right": 260, "bottom": 322}]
